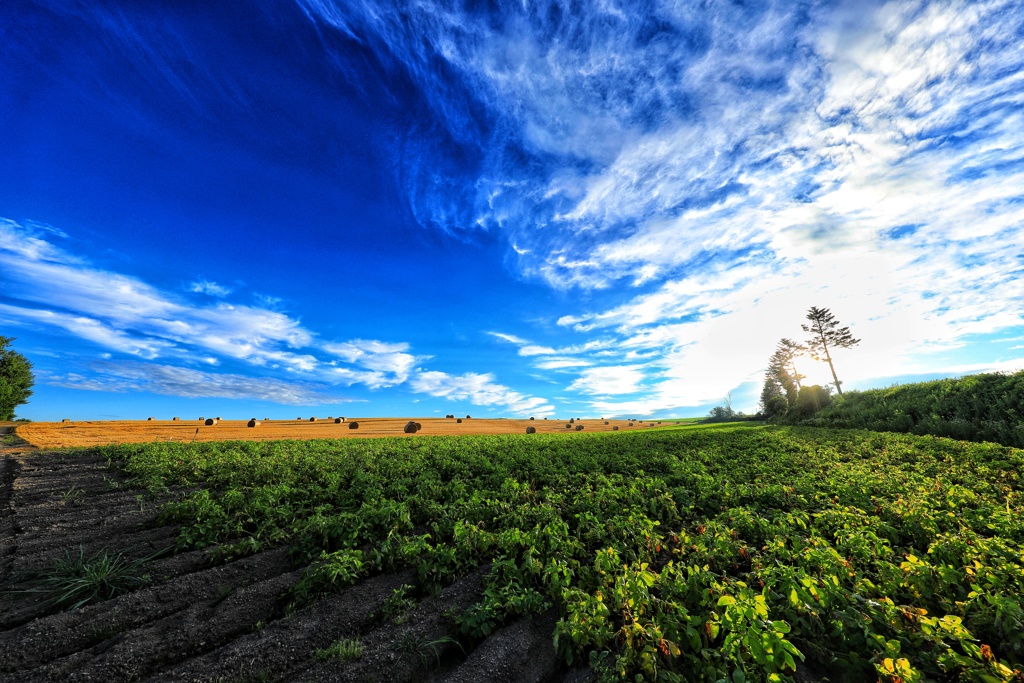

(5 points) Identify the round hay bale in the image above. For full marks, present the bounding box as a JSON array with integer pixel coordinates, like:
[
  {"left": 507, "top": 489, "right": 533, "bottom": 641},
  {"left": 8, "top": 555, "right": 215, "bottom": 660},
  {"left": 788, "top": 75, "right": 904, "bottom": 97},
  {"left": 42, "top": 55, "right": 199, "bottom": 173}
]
[
  {"left": 172, "top": 417, "right": 180, "bottom": 421},
  {"left": 309, "top": 417, "right": 317, "bottom": 422},
  {"left": 348, "top": 421, "right": 359, "bottom": 429},
  {"left": 334, "top": 417, "right": 345, "bottom": 423},
  {"left": 466, "top": 415, "right": 471, "bottom": 419},
  {"left": 247, "top": 419, "right": 261, "bottom": 428},
  {"left": 575, "top": 425, "right": 584, "bottom": 431},
  {"left": 216, "top": 416, "right": 222, "bottom": 420},
  {"left": 61, "top": 418, "right": 70, "bottom": 423},
  {"left": 456, "top": 418, "right": 463, "bottom": 424},
  {"left": 612, "top": 426, "right": 619, "bottom": 431},
  {"left": 526, "top": 426, "right": 536, "bottom": 434},
  {"left": 264, "top": 417, "right": 270, "bottom": 421},
  {"left": 628, "top": 422, "right": 634, "bottom": 426},
  {"left": 147, "top": 417, "right": 154, "bottom": 421},
  {"left": 204, "top": 418, "right": 217, "bottom": 426},
  {"left": 198, "top": 417, "right": 204, "bottom": 421},
  {"left": 529, "top": 416, "right": 535, "bottom": 420},
  {"left": 327, "top": 416, "right": 333, "bottom": 420},
  {"left": 404, "top": 423, "right": 418, "bottom": 434},
  {"left": 569, "top": 418, "right": 574, "bottom": 423},
  {"left": 414, "top": 422, "right": 422, "bottom": 430},
  {"left": 565, "top": 424, "right": 571, "bottom": 429},
  {"left": 604, "top": 421, "right": 609, "bottom": 425}
]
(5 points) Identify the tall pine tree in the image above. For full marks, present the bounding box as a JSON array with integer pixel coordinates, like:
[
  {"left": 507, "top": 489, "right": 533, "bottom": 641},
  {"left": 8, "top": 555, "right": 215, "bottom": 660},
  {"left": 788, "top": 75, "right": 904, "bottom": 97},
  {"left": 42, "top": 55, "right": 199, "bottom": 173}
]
[
  {"left": 801, "top": 307, "right": 859, "bottom": 396},
  {"left": 760, "top": 338, "right": 805, "bottom": 415}
]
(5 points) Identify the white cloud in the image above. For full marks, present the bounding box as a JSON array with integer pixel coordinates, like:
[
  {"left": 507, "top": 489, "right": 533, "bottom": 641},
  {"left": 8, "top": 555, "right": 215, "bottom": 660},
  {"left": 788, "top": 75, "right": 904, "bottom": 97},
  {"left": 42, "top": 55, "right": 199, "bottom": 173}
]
[
  {"left": 567, "top": 365, "right": 647, "bottom": 396},
  {"left": 322, "top": 339, "right": 421, "bottom": 388},
  {"left": 189, "top": 279, "right": 233, "bottom": 297},
  {"left": 409, "top": 370, "right": 553, "bottom": 416}
]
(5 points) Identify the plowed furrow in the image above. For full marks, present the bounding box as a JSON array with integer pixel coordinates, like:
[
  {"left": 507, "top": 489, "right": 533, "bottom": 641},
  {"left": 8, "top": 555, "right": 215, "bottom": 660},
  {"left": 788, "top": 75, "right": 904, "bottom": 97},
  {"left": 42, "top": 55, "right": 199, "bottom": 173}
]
[
  {"left": 0, "top": 547, "right": 292, "bottom": 667},
  {"left": 149, "top": 569, "right": 417, "bottom": 683}
]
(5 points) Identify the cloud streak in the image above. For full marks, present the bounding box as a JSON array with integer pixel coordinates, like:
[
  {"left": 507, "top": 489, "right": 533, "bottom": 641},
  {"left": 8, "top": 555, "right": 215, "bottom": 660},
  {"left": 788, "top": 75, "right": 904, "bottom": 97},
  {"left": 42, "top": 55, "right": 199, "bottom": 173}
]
[{"left": 46, "top": 362, "right": 342, "bottom": 405}]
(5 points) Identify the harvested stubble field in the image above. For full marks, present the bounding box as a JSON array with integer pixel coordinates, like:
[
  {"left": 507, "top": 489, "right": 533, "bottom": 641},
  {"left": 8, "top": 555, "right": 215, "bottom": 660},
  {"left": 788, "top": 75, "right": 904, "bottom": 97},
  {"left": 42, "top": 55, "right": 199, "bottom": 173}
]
[
  {"left": 14, "top": 417, "right": 648, "bottom": 450},
  {"left": 1, "top": 423, "right": 1022, "bottom": 683}
]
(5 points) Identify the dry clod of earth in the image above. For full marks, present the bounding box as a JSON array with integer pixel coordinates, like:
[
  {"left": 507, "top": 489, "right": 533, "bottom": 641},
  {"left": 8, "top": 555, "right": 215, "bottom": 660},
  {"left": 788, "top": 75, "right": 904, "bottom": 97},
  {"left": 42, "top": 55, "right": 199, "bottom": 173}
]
[
  {"left": 247, "top": 420, "right": 261, "bottom": 428},
  {"left": 526, "top": 426, "right": 536, "bottom": 434}
]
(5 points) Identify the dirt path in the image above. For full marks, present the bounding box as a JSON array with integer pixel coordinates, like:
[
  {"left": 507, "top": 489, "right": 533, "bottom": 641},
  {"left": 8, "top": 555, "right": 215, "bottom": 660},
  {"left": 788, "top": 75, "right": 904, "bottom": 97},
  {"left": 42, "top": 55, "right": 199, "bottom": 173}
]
[{"left": 0, "top": 450, "right": 588, "bottom": 682}]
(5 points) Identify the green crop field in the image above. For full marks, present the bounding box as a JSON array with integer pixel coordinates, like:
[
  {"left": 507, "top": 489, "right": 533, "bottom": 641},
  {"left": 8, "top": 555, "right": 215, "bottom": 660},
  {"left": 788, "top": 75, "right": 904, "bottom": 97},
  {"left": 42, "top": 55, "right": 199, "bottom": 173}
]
[{"left": 84, "top": 423, "right": 1024, "bottom": 682}]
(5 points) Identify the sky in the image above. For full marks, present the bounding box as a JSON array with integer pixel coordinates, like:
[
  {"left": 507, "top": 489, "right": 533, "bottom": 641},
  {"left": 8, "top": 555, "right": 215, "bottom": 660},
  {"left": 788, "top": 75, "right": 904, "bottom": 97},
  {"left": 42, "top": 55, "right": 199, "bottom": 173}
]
[{"left": 1, "top": 0, "right": 1023, "bottom": 421}]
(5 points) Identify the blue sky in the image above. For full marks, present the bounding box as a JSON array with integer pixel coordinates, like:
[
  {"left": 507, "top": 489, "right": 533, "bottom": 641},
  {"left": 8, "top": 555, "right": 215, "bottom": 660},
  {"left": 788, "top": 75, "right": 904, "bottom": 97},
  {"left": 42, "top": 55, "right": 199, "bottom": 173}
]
[{"left": 2, "top": 0, "right": 1023, "bottom": 420}]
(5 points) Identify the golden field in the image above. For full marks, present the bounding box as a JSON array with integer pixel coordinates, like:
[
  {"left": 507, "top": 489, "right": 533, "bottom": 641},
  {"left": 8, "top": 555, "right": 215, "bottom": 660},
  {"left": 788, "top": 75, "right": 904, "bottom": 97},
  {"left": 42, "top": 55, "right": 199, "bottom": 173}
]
[{"left": 14, "top": 416, "right": 663, "bottom": 449}]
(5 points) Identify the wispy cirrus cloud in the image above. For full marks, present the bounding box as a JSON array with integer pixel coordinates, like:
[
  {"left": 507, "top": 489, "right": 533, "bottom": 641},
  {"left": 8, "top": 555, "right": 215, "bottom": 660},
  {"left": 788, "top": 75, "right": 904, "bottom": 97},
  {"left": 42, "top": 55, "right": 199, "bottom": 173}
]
[{"left": 317, "top": 0, "right": 1022, "bottom": 414}]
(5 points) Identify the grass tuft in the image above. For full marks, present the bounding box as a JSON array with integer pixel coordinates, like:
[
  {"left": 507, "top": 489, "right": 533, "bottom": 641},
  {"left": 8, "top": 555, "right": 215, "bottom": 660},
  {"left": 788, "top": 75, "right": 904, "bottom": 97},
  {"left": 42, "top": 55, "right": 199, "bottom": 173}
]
[
  {"left": 314, "top": 637, "right": 363, "bottom": 662},
  {"left": 16, "top": 545, "right": 164, "bottom": 611}
]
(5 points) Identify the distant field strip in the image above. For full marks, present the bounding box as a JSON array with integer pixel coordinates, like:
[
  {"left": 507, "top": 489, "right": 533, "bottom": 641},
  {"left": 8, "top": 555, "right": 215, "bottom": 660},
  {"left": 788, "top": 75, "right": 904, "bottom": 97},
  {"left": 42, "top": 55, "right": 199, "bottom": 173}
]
[{"left": 14, "top": 417, "right": 670, "bottom": 449}]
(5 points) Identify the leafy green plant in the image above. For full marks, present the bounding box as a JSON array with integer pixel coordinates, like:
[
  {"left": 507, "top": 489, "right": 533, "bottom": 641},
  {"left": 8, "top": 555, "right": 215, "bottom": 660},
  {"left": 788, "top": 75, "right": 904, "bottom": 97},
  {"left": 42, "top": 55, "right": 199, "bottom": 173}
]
[
  {"left": 380, "top": 584, "right": 417, "bottom": 624},
  {"left": 314, "top": 637, "right": 363, "bottom": 662},
  {"left": 61, "top": 485, "right": 84, "bottom": 505}
]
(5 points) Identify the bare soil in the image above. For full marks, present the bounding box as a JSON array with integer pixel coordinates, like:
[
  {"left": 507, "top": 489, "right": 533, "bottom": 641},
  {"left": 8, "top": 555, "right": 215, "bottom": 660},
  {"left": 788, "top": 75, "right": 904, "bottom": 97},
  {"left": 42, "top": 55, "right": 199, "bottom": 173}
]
[
  {"left": 0, "top": 446, "right": 587, "bottom": 682},
  {"left": 15, "top": 417, "right": 658, "bottom": 449}
]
